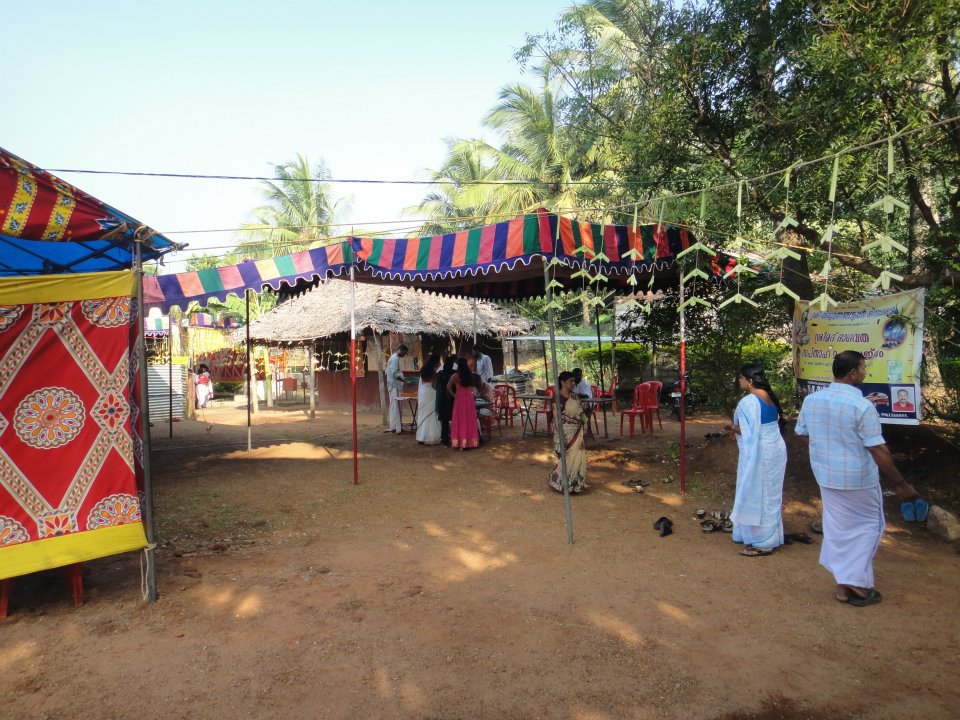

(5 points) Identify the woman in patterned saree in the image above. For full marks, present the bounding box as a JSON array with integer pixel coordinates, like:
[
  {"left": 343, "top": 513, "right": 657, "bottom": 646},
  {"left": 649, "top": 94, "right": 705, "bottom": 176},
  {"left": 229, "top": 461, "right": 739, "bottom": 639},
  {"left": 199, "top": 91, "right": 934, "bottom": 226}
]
[{"left": 547, "top": 371, "right": 588, "bottom": 494}]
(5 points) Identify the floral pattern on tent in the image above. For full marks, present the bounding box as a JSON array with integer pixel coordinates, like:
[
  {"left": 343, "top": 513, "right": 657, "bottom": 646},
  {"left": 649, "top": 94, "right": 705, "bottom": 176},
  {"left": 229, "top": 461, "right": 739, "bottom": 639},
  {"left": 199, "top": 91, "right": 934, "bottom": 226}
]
[{"left": 0, "top": 272, "right": 147, "bottom": 580}]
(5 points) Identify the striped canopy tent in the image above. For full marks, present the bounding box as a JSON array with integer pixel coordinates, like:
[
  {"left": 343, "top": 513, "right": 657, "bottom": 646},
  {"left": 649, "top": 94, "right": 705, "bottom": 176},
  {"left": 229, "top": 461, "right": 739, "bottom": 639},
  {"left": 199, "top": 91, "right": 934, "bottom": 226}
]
[
  {"left": 347, "top": 208, "right": 707, "bottom": 299},
  {"left": 0, "top": 146, "right": 179, "bottom": 607},
  {"left": 145, "top": 209, "right": 721, "bottom": 311}
]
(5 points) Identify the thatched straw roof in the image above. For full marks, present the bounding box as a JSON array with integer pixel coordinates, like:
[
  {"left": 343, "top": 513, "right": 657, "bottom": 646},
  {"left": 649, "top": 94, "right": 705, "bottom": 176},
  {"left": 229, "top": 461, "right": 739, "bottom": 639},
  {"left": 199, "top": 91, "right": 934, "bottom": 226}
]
[{"left": 243, "top": 280, "right": 534, "bottom": 345}]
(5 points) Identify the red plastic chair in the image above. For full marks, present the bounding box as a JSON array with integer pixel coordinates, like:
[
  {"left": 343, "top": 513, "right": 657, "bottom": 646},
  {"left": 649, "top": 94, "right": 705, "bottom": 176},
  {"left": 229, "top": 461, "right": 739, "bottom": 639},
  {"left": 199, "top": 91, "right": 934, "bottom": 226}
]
[
  {"left": 620, "top": 383, "right": 648, "bottom": 437},
  {"left": 643, "top": 380, "right": 663, "bottom": 433},
  {"left": 533, "top": 387, "right": 555, "bottom": 435},
  {"left": 593, "top": 374, "right": 619, "bottom": 413},
  {"left": 494, "top": 384, "right": 520, "bottom": 427},
  {"left": 480, "top": 409, "right": 502, "bottom": 440}
]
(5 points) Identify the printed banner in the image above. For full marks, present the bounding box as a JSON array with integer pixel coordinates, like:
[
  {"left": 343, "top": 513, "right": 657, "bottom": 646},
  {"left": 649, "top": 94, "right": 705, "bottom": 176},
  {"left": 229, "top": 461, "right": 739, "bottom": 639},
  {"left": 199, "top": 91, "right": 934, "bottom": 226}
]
[
  {"left": 793, "top": 289, "right": 924, "bottom": 425},
  {"left": 0, "top": 273, "right": 147, "bottom": 579}
]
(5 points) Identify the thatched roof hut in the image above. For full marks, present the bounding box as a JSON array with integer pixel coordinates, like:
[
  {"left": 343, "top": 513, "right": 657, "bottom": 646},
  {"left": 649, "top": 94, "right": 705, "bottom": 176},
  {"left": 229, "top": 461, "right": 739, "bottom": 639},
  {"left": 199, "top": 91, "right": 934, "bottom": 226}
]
[{"left": 244, "top": 280, "right": 533, "bottom": 344}]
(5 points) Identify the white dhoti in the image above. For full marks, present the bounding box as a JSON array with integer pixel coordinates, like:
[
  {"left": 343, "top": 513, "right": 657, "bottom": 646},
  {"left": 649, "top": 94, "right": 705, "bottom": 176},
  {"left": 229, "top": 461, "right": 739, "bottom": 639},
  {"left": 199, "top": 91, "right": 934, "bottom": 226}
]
[
  {"left": 389, "top": 387, "right": 402, "bottom": 433},
  {"left": 819, "top": 485, "right": 884, "bottom": 589}
]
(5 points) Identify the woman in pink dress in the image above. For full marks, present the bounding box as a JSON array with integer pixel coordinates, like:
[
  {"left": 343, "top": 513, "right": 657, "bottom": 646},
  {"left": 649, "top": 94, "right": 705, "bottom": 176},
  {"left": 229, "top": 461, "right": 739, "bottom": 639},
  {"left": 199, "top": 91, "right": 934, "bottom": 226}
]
[{"left": 446, "top": 360, "right": 479, "bottom": 450}]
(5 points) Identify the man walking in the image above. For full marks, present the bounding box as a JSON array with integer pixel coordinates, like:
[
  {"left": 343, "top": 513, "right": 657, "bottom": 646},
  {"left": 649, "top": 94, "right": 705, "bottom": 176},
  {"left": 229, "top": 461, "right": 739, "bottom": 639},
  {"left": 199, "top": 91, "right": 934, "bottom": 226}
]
[
  {"left": 385, "top": 344, "right": 409, "bottom": 433},
  {"left": 795, "top": 350, "right": 918, "bottom": 606}
]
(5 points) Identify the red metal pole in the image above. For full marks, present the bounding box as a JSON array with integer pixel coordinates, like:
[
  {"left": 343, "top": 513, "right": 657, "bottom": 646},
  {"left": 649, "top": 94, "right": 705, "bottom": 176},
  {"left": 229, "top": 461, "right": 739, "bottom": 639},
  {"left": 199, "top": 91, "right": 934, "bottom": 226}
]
[
  {"left": 350, "top": 266, "right": 359, "bottom": 485},
  {"left": 679, "top": 339, "right": 687, "bottom": 495}
]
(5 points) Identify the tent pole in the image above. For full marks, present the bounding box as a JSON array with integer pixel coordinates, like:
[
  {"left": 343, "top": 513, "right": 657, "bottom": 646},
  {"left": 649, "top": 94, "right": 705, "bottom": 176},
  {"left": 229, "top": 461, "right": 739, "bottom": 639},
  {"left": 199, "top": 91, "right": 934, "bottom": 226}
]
[
  {"left": 373, "top": 332, "right": 387, "bottom": 426},
  {"left": 246, "top": 290, "right": 252, "bottom": 452},
  {"left": 350, "top": 266, "right": 359, "bottom": 485},
  {"left": 472, "top": 298, "right": 478, "bottom": 346},
  {"left": 168, "top": 327, "right": 173, "bottom": 438},
  {"left": 541, "top": 341, "right": 549, "bottom": 387},
  {"left": 135, "top": 236, "right": 157, "bottom": 602},
  {"left": 307, "top": 344, "right": 316, "bottom": 419},
  {"left": 543, "top": 260, "right": 574, "bottom": 544},
  {"left": 595, "top": 300, "right": 608, "bottom": 439},
  {"left": 679, "top": 272, "right": 687, "bottom": 495}
]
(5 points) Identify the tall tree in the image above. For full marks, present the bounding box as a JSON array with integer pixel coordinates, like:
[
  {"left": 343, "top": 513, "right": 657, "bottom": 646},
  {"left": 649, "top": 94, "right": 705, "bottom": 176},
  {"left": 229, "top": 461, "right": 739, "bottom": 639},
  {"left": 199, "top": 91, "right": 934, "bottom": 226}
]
[
  {"left": 410, "top": 64, "right": 610, "bottom": 232},
  {"left": 237, "top": 155, "right": 348, "bottom": 259},
  {"left": 523, "top": 0, "right": 960, "bottom": 299}
]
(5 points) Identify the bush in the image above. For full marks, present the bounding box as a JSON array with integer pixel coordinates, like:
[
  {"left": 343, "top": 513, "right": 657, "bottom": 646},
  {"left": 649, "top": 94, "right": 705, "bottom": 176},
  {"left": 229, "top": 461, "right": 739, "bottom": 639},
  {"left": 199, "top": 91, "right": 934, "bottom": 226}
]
[
  {"left": 574, "top": 343, "right": 651, "bottom": 385},
  {"left": 214, "top": 382, "right": 243, "bottom": 396}
]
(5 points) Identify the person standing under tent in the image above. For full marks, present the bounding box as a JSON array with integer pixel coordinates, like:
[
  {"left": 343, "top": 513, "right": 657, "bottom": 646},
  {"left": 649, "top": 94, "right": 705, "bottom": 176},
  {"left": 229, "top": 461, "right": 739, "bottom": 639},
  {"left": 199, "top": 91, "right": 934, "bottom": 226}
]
[
  {"left": 435, "top": 356, "right": 457, "bottom": 447},
  {"left": 385, "top": 344, "right": 408, "bottom": 434},
  {"left": 447, "top": 360, "right": 479, "bottom": 450},
  {"left": 547, "top": 372, "right": 588, "bottom": 494},
  {"left": 472, "top": 347, "right": 494, "bottom": 384},
  {"left": 416, "top": 355, "right": 442, "bottom": 445},
  {"left": 795, "top": 350, "right": 919, "bottom": 607},
  {"left": 723, "top": 364, "right": 787, "bottom": 557}
]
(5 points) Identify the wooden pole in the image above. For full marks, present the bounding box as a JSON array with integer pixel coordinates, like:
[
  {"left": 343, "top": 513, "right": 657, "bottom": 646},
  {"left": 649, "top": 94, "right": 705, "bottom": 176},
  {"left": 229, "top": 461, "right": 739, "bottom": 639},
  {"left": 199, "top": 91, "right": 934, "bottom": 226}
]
[
  {"left": 541, "top": 341, "right": 549, "bottom": 387},
  {"left": 594, "top": 301, "right": 608, "bottom": 438},
  {"left": 372, "top": 332, "right": 388, "bottom": 426},
  {"left": 307, "top": 344, "right": 316, "bottom": 420}
]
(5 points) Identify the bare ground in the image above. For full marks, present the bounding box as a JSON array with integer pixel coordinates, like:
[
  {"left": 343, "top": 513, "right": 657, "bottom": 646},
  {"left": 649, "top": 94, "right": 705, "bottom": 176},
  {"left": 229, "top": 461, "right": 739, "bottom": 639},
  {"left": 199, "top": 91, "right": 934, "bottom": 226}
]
[{"left": 3, "top": 401, "right": 959, "bottom": 720}]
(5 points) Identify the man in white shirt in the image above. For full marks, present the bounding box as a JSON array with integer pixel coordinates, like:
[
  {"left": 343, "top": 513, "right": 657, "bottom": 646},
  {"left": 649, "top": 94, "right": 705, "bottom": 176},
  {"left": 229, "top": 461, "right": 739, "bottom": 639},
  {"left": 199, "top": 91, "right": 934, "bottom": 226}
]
[
  {"left": 385, "top": 344, "right": 408, "bottom": 433},
  {"left": 795, "top": 350, "right": 918, "bottom": 607},
  {"left": 571, "top": 368, "right": 593, "bottom": 399},
  {"left": 472, "top": 348, "right": 494, "bottom": 384}
]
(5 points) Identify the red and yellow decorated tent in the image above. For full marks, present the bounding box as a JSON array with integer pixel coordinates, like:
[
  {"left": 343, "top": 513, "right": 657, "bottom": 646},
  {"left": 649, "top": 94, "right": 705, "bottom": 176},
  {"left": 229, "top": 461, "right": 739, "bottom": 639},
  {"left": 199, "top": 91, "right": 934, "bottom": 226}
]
[{"left": 0, "top": 147, "right": 178, "bottom": 594}]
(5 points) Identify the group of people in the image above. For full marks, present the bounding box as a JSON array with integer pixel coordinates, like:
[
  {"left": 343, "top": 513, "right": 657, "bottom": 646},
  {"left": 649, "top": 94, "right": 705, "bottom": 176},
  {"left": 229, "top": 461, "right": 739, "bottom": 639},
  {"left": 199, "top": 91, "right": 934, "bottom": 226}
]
[
  {"left": 386, "top": 345, "right": 497, "bottom": 449},
  {"left": 726, "top": 350, "right": 918, "bottom": 607}
]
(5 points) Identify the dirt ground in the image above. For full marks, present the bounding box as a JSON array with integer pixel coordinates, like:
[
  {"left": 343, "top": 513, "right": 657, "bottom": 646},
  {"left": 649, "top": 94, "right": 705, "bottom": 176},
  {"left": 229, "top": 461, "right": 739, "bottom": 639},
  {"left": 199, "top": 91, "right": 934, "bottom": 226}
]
[{"left": 3, "top": 399, "right": 960, "bottom": 720}]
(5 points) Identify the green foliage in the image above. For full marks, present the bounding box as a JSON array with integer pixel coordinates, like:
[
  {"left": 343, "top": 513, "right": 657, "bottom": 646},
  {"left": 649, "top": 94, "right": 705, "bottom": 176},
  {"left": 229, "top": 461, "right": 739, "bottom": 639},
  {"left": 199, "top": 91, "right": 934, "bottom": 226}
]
[
  {"left": 237, "top": 155, "right": 349, "bottom": 259},
  {"left": 574, "top": 342, "right": 650, "bottom": 380}
]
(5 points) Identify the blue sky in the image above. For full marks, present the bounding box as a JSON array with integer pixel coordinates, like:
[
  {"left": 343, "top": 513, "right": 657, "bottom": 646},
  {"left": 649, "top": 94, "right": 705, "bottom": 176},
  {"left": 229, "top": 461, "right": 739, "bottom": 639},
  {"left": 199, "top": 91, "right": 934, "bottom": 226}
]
[{"left": 2, "top": 1, "right": 572, "bottom": 270}]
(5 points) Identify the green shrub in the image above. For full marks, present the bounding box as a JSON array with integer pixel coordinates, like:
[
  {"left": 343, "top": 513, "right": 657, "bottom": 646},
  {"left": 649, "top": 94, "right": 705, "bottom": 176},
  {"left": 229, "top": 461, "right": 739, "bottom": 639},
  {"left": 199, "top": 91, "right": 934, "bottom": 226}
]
[{"left": 574, "top": 343, "right": 651, "bottom": 385}]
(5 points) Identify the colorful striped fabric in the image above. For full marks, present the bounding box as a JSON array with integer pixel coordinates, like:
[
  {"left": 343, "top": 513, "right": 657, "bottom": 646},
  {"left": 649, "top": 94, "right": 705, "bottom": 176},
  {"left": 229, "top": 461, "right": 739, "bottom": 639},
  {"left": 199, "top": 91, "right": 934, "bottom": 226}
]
[
  {"left": 145, "top": 210, "right": 726, "bottom": 310},
  {"left": 351, "top": 210, "right": 692, "bottom": 282},
  {"left": 143, "top": 243, "right": 353, "bottom": 312},
  {"left": 0, "top": 147, "right": 178, "bottom": 275}
]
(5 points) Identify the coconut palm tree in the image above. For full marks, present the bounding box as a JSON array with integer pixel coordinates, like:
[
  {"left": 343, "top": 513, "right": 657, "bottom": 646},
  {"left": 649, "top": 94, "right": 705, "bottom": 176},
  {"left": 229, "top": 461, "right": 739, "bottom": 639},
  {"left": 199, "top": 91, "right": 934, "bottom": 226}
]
[
  {"left": 236, "top": 155, "right": 349, "bottom": 259},
  {"left": 410, "top": 64, "right": 608, "bottom": 233}
]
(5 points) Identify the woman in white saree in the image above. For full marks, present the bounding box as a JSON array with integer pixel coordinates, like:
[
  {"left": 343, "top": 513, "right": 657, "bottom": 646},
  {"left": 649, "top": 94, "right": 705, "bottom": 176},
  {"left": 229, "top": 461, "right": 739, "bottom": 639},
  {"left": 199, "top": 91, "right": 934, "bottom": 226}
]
[
  {"left": 416, "top": 356, "right": 442, "bottom": 445},
  {"left": 724, "top": 365, "right": 787, "bottom": 556}
]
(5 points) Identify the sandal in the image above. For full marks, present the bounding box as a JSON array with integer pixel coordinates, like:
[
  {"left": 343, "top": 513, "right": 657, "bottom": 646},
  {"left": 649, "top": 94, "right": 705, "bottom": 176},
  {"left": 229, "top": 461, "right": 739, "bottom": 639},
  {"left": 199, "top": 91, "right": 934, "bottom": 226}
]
[
  {"left": 739, "top": 545, "right": 774, "bottom": 557},
  {"left": 653, "top": 517, "right": 674, "bottom": 537},
  {"left": 784, "top": 532, "right": 814, "bottom": 545},
  {"left": 700, "top": 519, "right": 719, "bottom": 533},
  {"left": 720, "top": 518, "right": 734, "bottom": 533},
  {"left": 846, "top": 588, "right": 883, "bottom": 607}
]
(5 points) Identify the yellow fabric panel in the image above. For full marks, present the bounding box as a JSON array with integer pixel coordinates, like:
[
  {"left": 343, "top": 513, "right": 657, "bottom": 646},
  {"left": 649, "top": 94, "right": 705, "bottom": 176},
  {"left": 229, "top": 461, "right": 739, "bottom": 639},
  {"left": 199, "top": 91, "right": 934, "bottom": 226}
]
[
  {"left": 0, "top": 270, "right": 135, "bottom": 304},
  {"left": 0, "top": 522, "right": 148, "bottom": 580}
]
